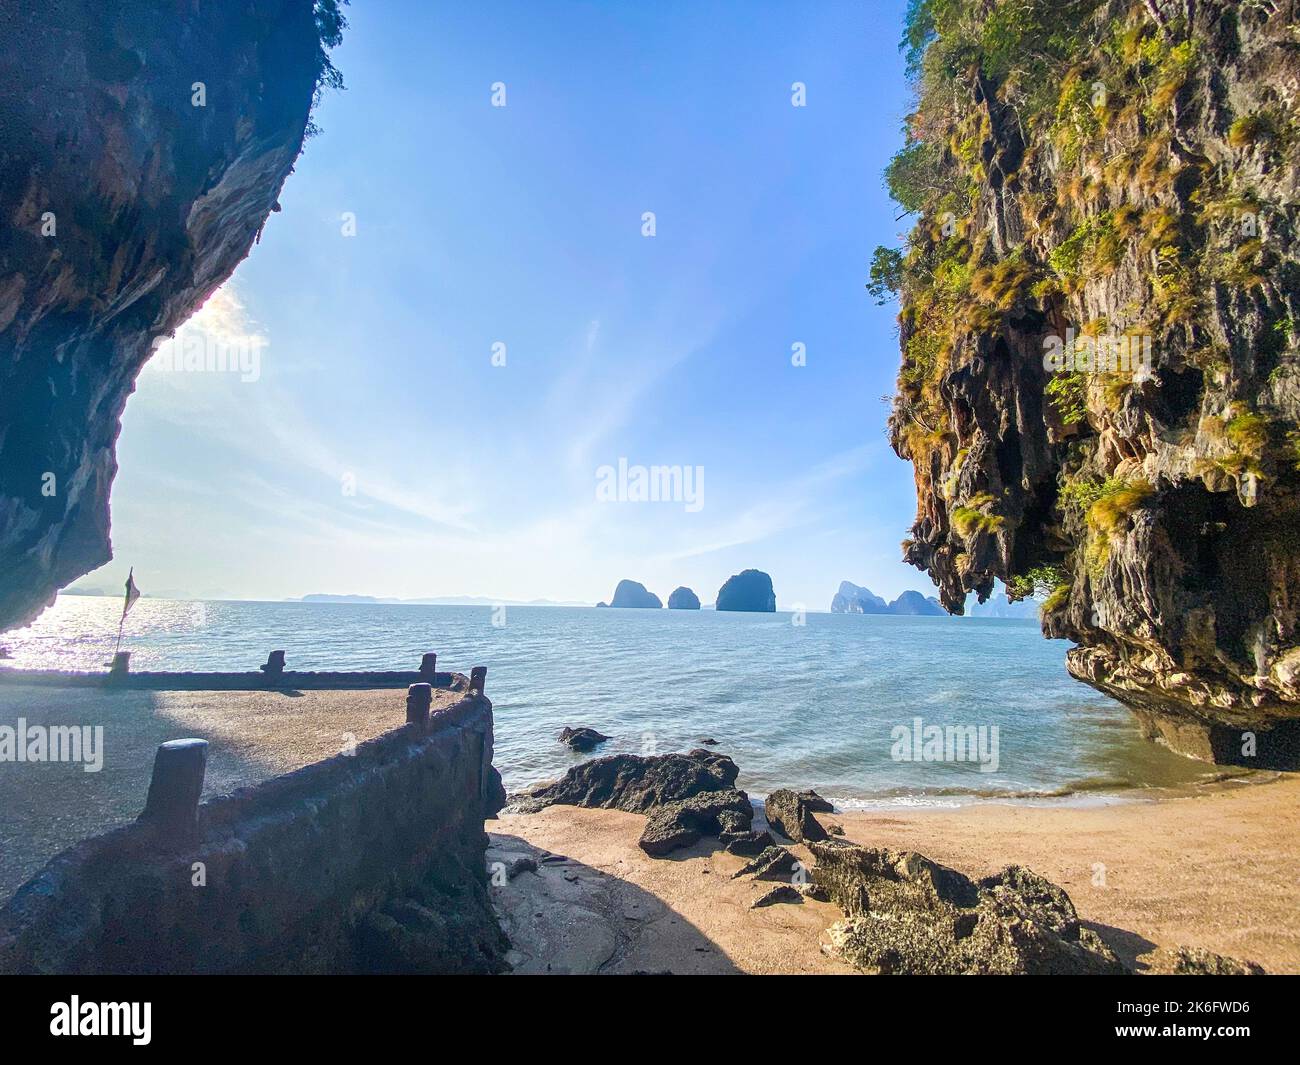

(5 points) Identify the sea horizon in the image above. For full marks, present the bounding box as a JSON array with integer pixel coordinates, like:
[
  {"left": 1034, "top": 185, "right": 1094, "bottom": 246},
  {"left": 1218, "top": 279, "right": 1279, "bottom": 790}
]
[{"left": 2, "top": 594, "right": 1223, "bottom": 807}]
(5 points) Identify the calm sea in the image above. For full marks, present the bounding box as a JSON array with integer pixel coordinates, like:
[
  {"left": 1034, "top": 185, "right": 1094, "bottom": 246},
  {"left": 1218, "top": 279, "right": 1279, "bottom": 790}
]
[{"left": 1, "top": 595, "right": 1216, "bottom": 804}]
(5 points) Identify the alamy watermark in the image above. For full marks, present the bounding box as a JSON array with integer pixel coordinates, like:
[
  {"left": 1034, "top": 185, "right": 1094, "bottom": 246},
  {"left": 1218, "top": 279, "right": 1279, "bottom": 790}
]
[
  {"left": 149, "top": 325, "right": 263, "bottom": 382},
  {"left": 1043, "top": 327, "right": 1153, "bottom": 379},
  {"left": 0, "top": 719, "right": 104, "bottom": 772},
  {"left": 890, "top": 716, "right": 999, "bottom": 773},
  {"left": 50, "top": 997, "right": 150, "bottom": 1045},
  {"left": 595, "top": 458, "right": 704, "bottom": 512}
]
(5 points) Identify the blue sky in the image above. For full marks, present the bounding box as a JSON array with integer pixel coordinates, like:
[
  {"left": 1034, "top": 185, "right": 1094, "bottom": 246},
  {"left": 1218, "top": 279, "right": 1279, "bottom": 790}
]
[{"left": 81, "top": 0, "right": 929, "bottom": 609}]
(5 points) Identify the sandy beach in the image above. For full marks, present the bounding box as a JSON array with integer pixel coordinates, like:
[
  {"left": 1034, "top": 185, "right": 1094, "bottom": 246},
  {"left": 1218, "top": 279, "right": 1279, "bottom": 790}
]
[
  {"left": 490, "top": 772, "right": 1300, "bottom": 974},
  {"left": 4, "top": 679, "right": 1296, "bottom": 974}
]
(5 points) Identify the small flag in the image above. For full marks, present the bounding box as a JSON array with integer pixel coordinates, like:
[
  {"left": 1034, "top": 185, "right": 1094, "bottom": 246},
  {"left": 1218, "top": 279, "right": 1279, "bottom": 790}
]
[
  {"left": 122, "top": 568, "right": 141, "bottom": 620},
  {"left": 113, "top": 568, "right": 141, "bottom": 661}
]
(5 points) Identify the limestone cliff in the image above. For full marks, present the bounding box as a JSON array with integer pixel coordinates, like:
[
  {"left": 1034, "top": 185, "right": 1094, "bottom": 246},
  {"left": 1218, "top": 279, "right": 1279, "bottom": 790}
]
[
  {"left": 0, "top": 0, "right": 341, "bottom": 631},
  {"left": 831, "top": 581, "right": 947, "bottom": 616},
  {"left": 831, "top": 580, "right": 889, "bottom": 613},
  {"left": 878, "top": 0, "right": 1300, "bottom": 763},
  {"left": 715, "top": 569, "right": 777, "bottom": 612},
  {"left": 667, "top": 586, "right": 702, "bottom": 609},
  {"left": 608, "top": 579, "right": 663, "bottom": 608}
]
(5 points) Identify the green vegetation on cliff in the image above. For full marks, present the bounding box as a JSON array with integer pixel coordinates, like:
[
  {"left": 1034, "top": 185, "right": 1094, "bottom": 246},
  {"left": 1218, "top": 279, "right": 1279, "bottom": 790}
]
[{"left": 874, "top": 0, "right": 1300, "bottom": 754}]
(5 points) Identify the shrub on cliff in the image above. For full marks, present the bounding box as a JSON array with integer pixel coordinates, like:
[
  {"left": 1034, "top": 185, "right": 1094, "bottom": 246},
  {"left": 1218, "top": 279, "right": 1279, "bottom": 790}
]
[{"left": 870, "top": 0, "right": 1300, "bottom": 753}]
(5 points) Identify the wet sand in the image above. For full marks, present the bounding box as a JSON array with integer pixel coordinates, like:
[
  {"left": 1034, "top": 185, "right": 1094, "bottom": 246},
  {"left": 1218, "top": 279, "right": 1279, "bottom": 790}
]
[{"left": 492, "top": 773, "right": 1300, "bottom": 974}]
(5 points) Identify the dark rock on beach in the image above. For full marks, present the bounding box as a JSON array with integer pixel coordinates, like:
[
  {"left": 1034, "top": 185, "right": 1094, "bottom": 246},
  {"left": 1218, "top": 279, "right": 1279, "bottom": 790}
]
[
  {"left": 510, "top": 749, "right": 755, "bottom": 858},
  {"left": 509, "top": 749, "right": 740, "bottom": 815},
  {"left": 721, "top": 829, "right": 775, "bottom": 857},
  {"left": 608, "top": 580, "right": 663, "bottom": 609},
  {"left": 764, "top": 789, "right": 832, "bottom": 843},
  {"left": 731, "top": 846, "right": 800, "bottom": 883},
  {"left": 751, "top": 885, "right": 801, "bottom": 909},
  {"left": 1150, "top": 946, "right": 1266, "bottom": 976},
  {"left": 667, "top": 586, "right": 701, "bottom": 609},
  {"left": 811, "top": 841, "right": 1124, "bottom": 975},
  {"left": 638, "top": 789, "right": 754, "bottom": 857},
  {"left": 715, "top": 569, "right": 776, "bottom": 612},
  {"left": 559, "top": 726, "right": 610, "bottom": 752},
  {"left": 716, "top": 809, "right": 750, "bottom": 834}
]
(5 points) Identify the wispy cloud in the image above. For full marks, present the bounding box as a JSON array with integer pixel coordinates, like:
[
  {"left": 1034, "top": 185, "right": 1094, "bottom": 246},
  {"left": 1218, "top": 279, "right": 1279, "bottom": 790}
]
[
  {"left": 649, "top": 444, "right": 876, "bottom": 564},
  {"left": 138, "top": 283, "right": 478, "bottom": 535}
]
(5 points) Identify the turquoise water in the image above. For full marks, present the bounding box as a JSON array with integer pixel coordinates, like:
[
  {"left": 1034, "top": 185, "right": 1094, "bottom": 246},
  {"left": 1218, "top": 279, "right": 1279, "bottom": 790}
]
[{"left": 2, "top": 596, "right": 1215, "bottom": 803}]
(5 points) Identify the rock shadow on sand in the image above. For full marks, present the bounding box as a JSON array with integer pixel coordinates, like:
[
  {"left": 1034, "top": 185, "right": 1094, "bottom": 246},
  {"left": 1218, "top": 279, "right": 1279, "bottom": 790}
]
[{"left": 487, "top": 833, "right": 741, "bottom": 974}]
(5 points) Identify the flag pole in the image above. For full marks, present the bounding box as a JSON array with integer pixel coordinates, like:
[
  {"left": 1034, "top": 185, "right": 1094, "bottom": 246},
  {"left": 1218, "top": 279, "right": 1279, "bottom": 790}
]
[{"left": 115, "top": 567, "right": 137, "bottom": 659}]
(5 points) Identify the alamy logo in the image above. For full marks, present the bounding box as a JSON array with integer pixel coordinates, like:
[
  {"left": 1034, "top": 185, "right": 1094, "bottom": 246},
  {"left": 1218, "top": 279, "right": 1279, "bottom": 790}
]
[
  {"left": 50, "top": 997, "right": 151, "bottom": 1045},
  {"left": 595, "top": 458, "right": 704, "bottom": 512},
  {"left": 0, "top": 719, "right": 104, "bottom": 772},
  {"left": 150, "top": 327, "right": 263, "bottom": 382},
  {"left": 890, "top": 716, "right": 999, "bottom": 773},
  {"left": 1042, "top": 328, "right": 1153, "bottom": 378}
]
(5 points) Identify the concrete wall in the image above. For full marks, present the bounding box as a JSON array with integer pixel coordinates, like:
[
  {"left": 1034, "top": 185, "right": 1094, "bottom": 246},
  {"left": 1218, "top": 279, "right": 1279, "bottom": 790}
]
[
  {"left": 0, "top": 690, "right": 507, "bottom": 974},
  {"left": 0, "top": 668, "right": 460, "bottom": 690}
]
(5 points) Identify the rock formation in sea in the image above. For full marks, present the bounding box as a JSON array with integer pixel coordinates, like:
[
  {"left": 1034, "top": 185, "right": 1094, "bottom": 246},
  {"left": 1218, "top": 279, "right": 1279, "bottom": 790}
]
[
  {"left": 667, "top": 586, "right": 701, "bottom": 609},
  {"left": 887, "top": 590, "right": 946, "bottom": 616},
  {"left": 0, "top": 0, "right": 340, "bottom": 632},
  {"left": 830, "top": 582, "right": 946, "bottom": 616},
  {"left": 966, "top": 589, "right": 1040, "bottom": 619},
  {"left": 877, "top": 0, "right": 1300, "bottom": 764},
  {"left": 715, "top": 569, "right": 776, "bottom": 612},
  {"left": 830, "top": 581, "right": 889, "bottom": 613},
  {"left": 559, "top": 726, "right": 609, "bottom": 752},
  {"left": 607, "top": 579, "right": 663, "bottom": 609}
]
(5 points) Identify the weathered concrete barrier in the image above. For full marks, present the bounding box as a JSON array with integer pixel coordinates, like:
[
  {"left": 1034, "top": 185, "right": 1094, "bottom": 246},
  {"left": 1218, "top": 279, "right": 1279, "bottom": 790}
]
[
  {"left": 0, "top": 674, "right": 506, "bottom": 974},
  {"left": 0, "top": 651, "right": 463, "bottom": 691}
]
